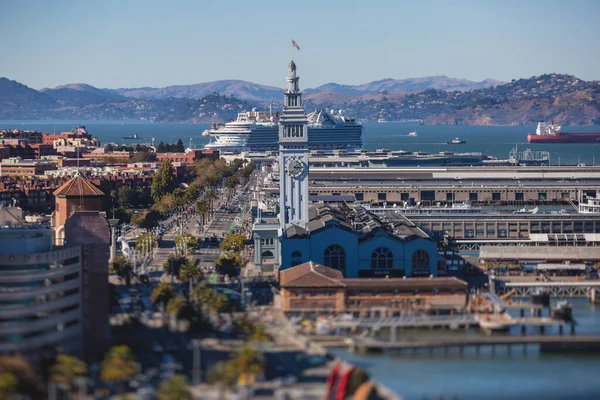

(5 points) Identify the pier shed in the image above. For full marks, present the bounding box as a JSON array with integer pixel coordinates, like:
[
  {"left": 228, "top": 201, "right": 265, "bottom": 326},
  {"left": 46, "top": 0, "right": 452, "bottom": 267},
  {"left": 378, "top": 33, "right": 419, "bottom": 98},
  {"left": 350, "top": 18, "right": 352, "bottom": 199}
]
[{"left": 480, "top": 245, "right": 600, "bottom": 262}]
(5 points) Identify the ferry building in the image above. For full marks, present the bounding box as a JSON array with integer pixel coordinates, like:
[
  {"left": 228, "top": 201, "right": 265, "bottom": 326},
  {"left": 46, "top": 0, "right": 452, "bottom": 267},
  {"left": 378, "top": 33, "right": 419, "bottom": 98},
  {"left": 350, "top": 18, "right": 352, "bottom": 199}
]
[{"left": 252, "top": 61, "right": 438, "bottom": 277}]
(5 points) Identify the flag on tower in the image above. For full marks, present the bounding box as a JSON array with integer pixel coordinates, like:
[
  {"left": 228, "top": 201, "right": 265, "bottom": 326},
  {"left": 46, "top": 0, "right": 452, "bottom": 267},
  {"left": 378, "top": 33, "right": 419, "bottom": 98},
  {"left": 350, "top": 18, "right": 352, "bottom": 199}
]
[{"left": 292, "top": 40, "right": 300, "bottom": 50}]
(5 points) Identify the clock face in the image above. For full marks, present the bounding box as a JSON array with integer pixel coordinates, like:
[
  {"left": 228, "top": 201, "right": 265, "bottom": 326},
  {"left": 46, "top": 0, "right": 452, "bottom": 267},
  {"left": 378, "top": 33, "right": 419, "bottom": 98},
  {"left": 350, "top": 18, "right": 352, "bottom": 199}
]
[{"left": 287, "top": 159, "right": 305, "bottom": 178}]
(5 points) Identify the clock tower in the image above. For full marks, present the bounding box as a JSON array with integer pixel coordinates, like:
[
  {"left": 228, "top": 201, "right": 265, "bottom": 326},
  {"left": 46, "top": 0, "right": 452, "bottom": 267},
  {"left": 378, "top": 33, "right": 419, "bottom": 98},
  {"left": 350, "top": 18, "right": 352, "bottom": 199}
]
[{"left": 279, "top": 60, "right": 309, "bottom": 230}]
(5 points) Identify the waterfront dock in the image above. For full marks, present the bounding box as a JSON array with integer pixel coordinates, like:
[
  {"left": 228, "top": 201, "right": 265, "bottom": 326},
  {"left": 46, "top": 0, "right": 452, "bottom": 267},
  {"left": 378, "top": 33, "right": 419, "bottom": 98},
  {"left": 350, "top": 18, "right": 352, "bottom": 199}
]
[{"left": 350, "top": 335, "right": 600, "bottom": 354}]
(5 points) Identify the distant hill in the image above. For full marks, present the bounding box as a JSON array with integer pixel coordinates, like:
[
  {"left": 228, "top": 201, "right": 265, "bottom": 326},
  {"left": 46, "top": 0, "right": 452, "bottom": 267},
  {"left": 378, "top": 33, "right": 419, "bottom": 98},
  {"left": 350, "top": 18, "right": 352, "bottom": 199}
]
[
  {"left": 0, "top": 78, "right": 57, "bottom": 119},
  {"left": 113, "top": 80, "right": 283, "bottom": 103},
  {"left": 306, "top": 76, "right": 504, "bottom": 96},
  {"left": 1, "top": 73, "right": 598, "bottom": 125},
  {"left": 41, "top": 83, "right": 127, "bottom": 106}
]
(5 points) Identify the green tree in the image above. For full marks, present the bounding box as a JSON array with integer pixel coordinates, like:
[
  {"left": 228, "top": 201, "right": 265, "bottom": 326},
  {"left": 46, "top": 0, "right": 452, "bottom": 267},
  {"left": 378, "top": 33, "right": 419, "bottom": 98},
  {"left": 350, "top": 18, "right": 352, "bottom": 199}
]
[
  {"left": 175, "top": 233, "right": 199, "bottom": 253},
  {"left": 195, "top": 199, "right": 210, "bottom": 226},
  {"left": 0, "top": 373, "right": 18, "bottom": 400},
  {"left": 184, "top": 184, "right": 201, "bottom": 204},
  {"left": 156, "top": 141, "right": 166, "bottom": 153},
  {"left": 100, "top": 346, "right": 138, "bottom": 393},
  {"left": 230, "top": 345, "right": 264, "bottom": 388},
  {"left": 131, "top": 210, "right": 162, "bottom": 230},
  {"left": 248, "top": 322, "right": 272, "bottom": 344},
  {"left": 163, "top": 254, "right": 189, "bottom": 277},
  {"left": 109, "top": 255, "right": 133, "bottom": 276},
  {"left": 152, "top": 159, "right": 176, "bottom": 201},
  {"left": 174, "top": 138, "right": 185, "bottom": 153},
  {"left": 157, "top": 375, "right": 191, "bottom": 400},
  {"left": 215, "top": 253, "right": 243, "bottom": 277},
  {"left": 113, "top": 206, "right": 132, "bottom": 224},
  {"left": 117, "top": 185, "right": 133, "bottom": 207},
  {"left": 220, "top": 232, "right": 246, "bottom": 254},
  {"left": 50, "top": 354, "right": 87, "bottom": 395},
  {"left": 167, "top": 296, "right": 186, "bottom": 317},
  {"left": 224, "top": 175, "right": 239, "bottom": 199},
  {"left": 205, "top": 189, "right": 218, "bottom": 213},
  {"left": 135, "top": 232, "right": 157, "bottom": 249},
  {"left": 167, "top": 296, "right": 187, "bottom": 330},
  {"left": 207, "top": 361, "right": 237, "bottom": 400},
  {"left": 179, "top": 258, "right": 202, "bottom": 293},
  {"left": 0, "top": 355, "right": 44, "bottom": 399},
  {"left": 151, "top": 282, "right": 175, "bottom": 308},
  {"left": 171, "top": 188, "right": 188, "bottom": 208}
]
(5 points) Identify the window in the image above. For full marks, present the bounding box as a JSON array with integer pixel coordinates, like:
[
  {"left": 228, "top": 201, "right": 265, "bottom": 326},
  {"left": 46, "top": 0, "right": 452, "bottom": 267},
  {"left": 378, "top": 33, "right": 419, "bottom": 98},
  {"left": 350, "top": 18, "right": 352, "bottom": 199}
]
[
  {"left": 421, "top": 191, "right": 435, "bottom": 201},
  {"left": 469, "top": 192, "right": 478, "bottom": 202},
  {"left": 355, "top": 193, "right": 364, "bottom": 201},
  {"left": 371, "top": 247, "right": 393, "bottom": 269},
  {"left": 291, "top": 250, "right": 302, "bottom": 267},
  {"left": 412, "top": 249, "right": 430, "bottom": 271},
  {"left": 538, "top": 192, "right": 547, "bottom": 201},
  {"left": 400, "top": 193, "right": 409, "bottom": 201},
  {"left": 492, "top": 192, "right": 501, "bottom": 201},
  {"left": 324, "top": 244, "right": 346, "bottom": 274},
  {"left": 446, "top": 192, "right": 454, "bottom": 201},
  {"left": 377, "top": 193, "right": 387, "bottom": 201},
  {"left": 515, "top": 192, "right": 524, "bottom": 201}
]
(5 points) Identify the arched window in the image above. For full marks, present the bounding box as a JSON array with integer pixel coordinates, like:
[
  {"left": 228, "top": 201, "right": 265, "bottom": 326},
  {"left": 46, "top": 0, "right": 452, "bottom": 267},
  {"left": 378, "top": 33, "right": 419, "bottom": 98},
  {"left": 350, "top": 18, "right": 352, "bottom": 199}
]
[
  {"left": 291, "top": 250, "right": 302, "bottom": 267},
  {"left": 412, "top": 250, "right": 430, "bottom": 272},
  {"left": 324, "top": 245, "right": 346, "bottom": 274},
  {"left": 262, "top": 250, "right": 273, "bottom": 257},
  {"left": 371, "top": 247, "right": 393, "bottom": 269}
]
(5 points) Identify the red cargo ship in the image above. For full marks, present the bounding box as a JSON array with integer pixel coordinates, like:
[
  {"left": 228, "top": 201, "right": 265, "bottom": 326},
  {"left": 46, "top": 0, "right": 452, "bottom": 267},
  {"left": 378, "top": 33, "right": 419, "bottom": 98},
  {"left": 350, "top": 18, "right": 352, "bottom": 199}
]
[{"left": 527, "top": 122, "right": 600, "bottom": 143}]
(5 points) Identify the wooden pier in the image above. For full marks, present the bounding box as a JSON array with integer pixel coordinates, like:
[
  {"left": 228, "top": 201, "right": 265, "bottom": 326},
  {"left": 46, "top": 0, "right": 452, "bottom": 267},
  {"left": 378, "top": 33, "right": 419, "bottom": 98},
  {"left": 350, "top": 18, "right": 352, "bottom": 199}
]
[{"left": 351, "top": 335, "right": 600, "bottom": 355}]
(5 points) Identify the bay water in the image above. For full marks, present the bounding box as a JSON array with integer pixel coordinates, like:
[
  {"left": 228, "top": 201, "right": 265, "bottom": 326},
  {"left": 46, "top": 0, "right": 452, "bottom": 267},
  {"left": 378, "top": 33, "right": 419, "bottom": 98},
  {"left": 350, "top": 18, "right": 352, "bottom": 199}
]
[
  {"left": 2, "top": 120, "right": 600, "bottom": 398},
  {"left": 2, "top": 120, "right": 600, "bottom": 166}
]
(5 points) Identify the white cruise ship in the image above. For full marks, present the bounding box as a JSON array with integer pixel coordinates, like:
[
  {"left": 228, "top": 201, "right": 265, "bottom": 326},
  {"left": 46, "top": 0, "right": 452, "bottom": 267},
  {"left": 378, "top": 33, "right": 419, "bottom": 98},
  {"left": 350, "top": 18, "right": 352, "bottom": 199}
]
[{"left": 205, "top": 108, "right": 363, "bottom": 153}]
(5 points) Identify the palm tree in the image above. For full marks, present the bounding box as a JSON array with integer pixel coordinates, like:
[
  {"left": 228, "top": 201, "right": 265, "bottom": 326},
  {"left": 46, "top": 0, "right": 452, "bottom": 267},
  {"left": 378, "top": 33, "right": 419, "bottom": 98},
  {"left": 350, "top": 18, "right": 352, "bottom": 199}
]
[
  {"left": 248, "top": 322, "right": 272, "bottom": 344},
  {"left": 204, "top": 190, "right": 218, "bottom": 215},
  {"left": 179, "top": 258, "right": 202, "bottom": 294},
  {"left": 109, "top": 255, "right": 133, "bottom": 277},
  {"left": 151, "top": 282, "right": 175, "bottom": 326},
  {"left": 49, "top": 354, "right": 88, "bottom": 396},
  {"left": 100, "top": 345, "right": 138, "bottom": 394},
  {"left": 230, "top": 345, "right": 264, "bottom": 396},
  {"left": 151, "top": 282, "right": 174, "bottom": 308},
  {"left": 157, "top": 374, "right": 191, "bottom": 400},
  {"left": 195, "top": 199, "right": 210, "bottom": 228},
  {"left": 167, "top": 296, "right": 187, "bottom": 331},
  {"left": 206, "top": 361, "right": 237, "bottom": 400}
]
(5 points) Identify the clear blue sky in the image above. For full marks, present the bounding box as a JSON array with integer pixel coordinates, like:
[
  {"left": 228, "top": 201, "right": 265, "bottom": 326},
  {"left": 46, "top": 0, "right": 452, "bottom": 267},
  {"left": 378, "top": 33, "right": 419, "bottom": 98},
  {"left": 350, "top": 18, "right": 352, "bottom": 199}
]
[{"left": 1, "top": 0, "right": 599, "bottom": 90}]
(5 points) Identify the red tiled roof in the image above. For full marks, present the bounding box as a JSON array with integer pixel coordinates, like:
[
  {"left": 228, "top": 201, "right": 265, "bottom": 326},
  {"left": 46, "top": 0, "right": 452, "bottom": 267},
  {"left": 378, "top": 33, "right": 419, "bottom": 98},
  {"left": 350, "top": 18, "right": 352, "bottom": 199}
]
[
  {"left": 280, "top": 261, "right": 467, "bottom": 290},
  {"left": 53, "top": 175, "right": 105, "bottom": 197}
]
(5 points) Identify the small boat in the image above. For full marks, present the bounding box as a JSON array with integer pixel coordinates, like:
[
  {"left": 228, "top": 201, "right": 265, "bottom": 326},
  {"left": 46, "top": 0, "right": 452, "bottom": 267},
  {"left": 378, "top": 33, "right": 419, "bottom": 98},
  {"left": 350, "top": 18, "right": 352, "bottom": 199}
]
[
  {"left": 448, "top": 137, "right": 466, "bottom": 144},
  {"left": 478, "top": 314, "right": 514, "bottom": 333},
  {"left": 122, "top": 133, "right": 142, "bottom": 140},
  {"left": 408, "top": 131, "right": 418, "bottom": 137},
  {"left": 551, "top": 301, "right": 573, "bottom": 322},
  {"left": 531, "top": 289, "right": 550, "bottom": 307}
]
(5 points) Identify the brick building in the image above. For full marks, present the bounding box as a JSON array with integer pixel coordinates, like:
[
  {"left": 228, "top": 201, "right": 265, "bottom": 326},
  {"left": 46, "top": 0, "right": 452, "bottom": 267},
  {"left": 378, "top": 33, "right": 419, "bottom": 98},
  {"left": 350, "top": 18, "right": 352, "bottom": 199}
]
[
  {"left": 156, "top": 149, "right": 219, "bottom": 164},
  {"left": 52, "top": 175, "right": 105, "bottom": 245},
  {"left": 279, "top": 262, "right": 467, "bottom": 316},
  {"left": 0, "top": 143, "right": 57, "bottom": 160}
]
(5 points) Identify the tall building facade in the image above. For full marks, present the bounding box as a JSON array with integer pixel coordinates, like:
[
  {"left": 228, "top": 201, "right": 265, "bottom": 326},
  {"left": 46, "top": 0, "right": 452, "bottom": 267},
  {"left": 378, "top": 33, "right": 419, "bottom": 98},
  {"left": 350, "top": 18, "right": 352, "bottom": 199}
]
[
  {"left": 279, "top": 61, "right": 310, "bottom": 230},
  {"left": 0, "top": 227, "right": 84, "bottom": 359},
  {"left": 0, "top": 175, "right": 111, "bottom": 363}
]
